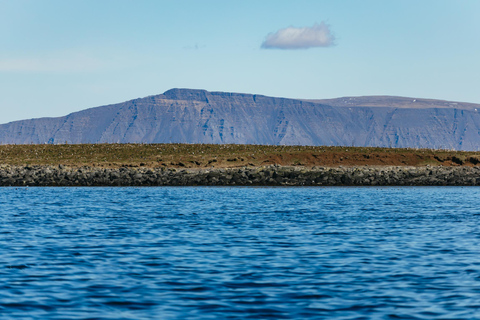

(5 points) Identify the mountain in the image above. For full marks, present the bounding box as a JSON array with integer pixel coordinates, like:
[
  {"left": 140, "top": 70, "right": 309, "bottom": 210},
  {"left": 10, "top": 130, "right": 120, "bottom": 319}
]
[{"left": 1, "top": 88, "right": 480, "bottom": 150}]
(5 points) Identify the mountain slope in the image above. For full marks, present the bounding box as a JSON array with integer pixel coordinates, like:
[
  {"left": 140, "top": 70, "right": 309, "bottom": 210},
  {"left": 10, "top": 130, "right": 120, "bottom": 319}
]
[{"left": 1, "top": 88, "right": 480, "bottom": 150}]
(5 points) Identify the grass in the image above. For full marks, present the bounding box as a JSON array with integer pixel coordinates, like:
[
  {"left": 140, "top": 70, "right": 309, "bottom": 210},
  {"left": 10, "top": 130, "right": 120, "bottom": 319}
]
[{"left": 0, "top": 143, "right": 479, "bottom": 168}]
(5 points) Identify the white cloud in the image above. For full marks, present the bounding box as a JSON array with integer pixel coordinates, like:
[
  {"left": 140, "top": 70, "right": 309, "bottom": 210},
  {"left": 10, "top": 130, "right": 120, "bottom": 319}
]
[{"left": 261, "top": 22, "right": 335, "bottom": 49}]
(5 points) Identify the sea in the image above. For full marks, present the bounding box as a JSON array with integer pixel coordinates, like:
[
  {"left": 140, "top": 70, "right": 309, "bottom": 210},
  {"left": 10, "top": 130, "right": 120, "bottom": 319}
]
[{"left": 2, "top": 186, "right": 480, "bottom": 319}]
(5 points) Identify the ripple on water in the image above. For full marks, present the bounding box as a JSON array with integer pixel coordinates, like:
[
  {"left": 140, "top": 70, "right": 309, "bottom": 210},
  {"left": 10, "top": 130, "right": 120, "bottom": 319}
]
[{"left": 1, "top": 187, "right": 480, "bottom": 319}]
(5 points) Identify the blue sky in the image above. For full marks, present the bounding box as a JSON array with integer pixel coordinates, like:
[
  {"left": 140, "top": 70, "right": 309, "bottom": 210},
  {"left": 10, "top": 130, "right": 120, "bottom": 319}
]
[{"left": 1, "top": 0, "right": 479, "bottom": 123}]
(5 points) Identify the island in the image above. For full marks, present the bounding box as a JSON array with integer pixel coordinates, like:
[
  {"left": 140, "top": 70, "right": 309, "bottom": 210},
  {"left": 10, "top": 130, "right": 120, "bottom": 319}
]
[{"left": 0, "top": 143, "right": 479, "bottom": 186}]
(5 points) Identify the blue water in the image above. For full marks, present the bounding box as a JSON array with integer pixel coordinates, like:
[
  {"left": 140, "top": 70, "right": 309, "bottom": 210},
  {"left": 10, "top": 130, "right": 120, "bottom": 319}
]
[{"left": 2, "top": 187, "right": 480, "bottom": 319}]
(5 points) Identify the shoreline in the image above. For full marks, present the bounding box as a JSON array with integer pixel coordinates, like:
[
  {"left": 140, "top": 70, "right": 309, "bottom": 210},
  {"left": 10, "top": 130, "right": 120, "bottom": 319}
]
[{"left": 1, "top": 165, "right": 479, "bottom": 187}]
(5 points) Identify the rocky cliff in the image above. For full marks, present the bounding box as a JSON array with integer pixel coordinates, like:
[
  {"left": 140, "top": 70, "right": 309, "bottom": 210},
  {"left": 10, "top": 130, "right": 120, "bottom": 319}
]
[{"left": 1, "top": 88, "right": 480, "bottom": 150}]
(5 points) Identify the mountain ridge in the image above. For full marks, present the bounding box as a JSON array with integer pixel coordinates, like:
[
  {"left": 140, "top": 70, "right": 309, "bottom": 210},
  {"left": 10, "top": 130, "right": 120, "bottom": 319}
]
[{"left": 1, "top": 88, "right": 480, "bottom": 150}]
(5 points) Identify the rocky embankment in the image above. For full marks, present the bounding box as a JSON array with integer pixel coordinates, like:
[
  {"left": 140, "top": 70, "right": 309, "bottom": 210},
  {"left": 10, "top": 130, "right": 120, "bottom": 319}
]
[{"left": 1, "top": 165, "right": 480, "bottom": 186}]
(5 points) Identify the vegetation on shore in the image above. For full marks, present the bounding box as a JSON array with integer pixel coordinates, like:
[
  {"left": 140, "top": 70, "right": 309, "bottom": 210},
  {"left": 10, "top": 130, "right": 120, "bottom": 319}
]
[{"left": 0, "top": 143, "right": 479, "bottom": 169}]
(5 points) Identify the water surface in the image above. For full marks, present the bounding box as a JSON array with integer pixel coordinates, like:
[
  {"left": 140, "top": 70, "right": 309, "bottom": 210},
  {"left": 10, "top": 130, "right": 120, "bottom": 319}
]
[{"left": 1, "top": 187, "right": 480, "bottom": 319}]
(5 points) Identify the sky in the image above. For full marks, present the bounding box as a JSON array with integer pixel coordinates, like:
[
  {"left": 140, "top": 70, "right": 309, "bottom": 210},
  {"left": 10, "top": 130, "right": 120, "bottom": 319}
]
[{"left": 1, "top": 0, "right": 479, "bottom": 124}]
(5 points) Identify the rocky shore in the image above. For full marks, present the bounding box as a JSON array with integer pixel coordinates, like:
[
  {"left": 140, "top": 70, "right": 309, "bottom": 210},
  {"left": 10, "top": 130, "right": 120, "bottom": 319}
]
[{"left": 1, "top": 165, "right": 480, "bottom": 186}]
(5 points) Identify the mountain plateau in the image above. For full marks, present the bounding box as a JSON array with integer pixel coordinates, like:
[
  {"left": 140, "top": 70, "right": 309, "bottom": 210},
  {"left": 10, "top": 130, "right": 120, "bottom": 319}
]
[{"left": 1, "top": 88, "right": 479, "bottom": 150}]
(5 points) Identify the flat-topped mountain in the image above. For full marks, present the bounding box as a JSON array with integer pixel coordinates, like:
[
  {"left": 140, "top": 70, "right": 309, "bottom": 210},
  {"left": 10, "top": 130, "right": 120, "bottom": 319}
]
[
  {"left": 1, "top": 88, "right": 480, "bottom": 150},
  {"left": 308, "top": 96, "right": 480, "bottom": 110}
]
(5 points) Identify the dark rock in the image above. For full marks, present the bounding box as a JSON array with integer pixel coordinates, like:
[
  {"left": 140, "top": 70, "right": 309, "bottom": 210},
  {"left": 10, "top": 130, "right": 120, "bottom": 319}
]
[{"left": 0, "top": 165, "right": 479, "bottom": 187}]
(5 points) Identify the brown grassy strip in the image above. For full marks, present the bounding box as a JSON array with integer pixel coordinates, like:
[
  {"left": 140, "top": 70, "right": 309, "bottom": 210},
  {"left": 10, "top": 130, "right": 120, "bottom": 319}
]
[{"left": 0, "top": 143, "right": 479, "bottom": 169}]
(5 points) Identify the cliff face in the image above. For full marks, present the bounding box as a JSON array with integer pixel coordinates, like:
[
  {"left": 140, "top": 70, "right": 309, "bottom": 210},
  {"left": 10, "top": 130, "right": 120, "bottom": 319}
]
[{"left": 1, "top": 88, "right": 480, "bottom": 150}]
